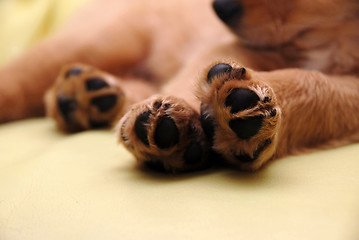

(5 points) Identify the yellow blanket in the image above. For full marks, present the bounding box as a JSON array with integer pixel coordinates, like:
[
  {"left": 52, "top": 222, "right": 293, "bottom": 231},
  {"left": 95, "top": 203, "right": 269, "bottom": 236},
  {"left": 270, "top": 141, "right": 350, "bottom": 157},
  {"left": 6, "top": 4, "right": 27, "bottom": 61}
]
[
  {"left": 0, "top": 0, "right": 90, "bottom": 65},
  {"left": 1, "top": 1, "right": 359, "bottom": 239}
]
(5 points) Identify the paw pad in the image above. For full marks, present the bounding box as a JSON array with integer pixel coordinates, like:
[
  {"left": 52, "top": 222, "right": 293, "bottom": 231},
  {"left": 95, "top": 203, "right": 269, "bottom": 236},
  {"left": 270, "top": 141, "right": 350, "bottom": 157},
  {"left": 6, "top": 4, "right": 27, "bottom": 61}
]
[
  {"left": 85, "top": 78, "right": 109, "bottom": 91},
  {"left": 57, "top": 96, "right": 77, "bottom": 122},
  {"left": 65, "top": 67, "right": 82, "bottom": 78},
  {"left": 134, "top": 111, "right": 151, "bottom": 146},
  {"left": 90, "top": 95, "right": 118, "bottom": 112},
  {"left": 207, "top": 63, "right": 232, "bottom": 83},
  {"left": 143, "top": 159, "right": 167, "bottom": 172},
  {"left": 225, "top": 88, "right": 259, "bottom": 113},
  {"left": 154, "top": 115, "right": 179, "bottom": 149},
  {"left": 228, "top": 115, "right": 264, "bottom": 139}
]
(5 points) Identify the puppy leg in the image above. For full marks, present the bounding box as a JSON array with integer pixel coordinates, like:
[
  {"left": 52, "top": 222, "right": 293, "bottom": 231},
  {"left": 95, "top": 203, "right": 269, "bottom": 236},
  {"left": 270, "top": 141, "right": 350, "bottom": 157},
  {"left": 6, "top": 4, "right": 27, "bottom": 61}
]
[
  {"left": 0, "top": 0, "right": 151, "bottom": 123},
  {"left": 198, "top": 62, "right": 359, "bottom": 171}
]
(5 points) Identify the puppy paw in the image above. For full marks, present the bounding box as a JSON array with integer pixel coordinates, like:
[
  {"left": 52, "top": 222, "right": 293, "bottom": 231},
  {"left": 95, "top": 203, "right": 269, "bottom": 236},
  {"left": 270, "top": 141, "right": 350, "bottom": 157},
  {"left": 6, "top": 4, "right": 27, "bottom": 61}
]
[
  {"left": 198, "top": 62, "right": 281, "bottom": 171},
  {"left": 45, "top": 63, "right": 126, "bottom": 132},
  {"left": 117, "top": 95, "right": 209, "bottom": 173}
]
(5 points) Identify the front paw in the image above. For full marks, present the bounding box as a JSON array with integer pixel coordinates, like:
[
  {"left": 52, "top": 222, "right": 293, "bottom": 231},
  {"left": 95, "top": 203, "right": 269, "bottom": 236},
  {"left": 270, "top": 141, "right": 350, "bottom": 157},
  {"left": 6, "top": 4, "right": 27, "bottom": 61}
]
[
  {"left": 117, "top": 95, "right": 210, "bottom": 173},
  {"left": 45, "top": 63, "right": 126, "bottom": 132},
  {"left": 198, "top": 62, "right": 281, "bottom": 171}
]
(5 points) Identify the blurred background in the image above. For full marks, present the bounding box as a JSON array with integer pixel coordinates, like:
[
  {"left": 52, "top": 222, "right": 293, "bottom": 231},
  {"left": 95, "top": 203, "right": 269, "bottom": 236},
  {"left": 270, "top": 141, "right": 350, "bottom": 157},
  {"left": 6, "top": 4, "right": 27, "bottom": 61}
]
[{"left": 0, "top": 0, "right": 92, "bottom": 66}]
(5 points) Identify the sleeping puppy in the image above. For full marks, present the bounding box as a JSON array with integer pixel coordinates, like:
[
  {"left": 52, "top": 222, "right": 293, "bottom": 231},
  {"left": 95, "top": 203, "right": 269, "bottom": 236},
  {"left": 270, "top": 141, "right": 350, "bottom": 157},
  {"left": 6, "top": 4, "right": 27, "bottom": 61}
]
[{"left": 0, "top": 0, "right": 359, "bottom": 172}]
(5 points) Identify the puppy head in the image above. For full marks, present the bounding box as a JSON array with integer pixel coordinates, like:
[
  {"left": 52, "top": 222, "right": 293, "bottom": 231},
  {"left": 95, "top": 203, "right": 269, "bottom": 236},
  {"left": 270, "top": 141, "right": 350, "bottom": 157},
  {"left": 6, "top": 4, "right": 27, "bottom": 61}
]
[{"left": 213, "top": 0, "right": 359, "bottom": 48}]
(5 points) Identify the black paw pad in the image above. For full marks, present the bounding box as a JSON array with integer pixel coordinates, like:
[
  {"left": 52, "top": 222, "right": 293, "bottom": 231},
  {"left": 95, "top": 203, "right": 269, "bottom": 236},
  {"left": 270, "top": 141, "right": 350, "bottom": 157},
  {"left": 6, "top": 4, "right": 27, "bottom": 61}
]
[
  {"left": 143, "top": 160, "right": 167, "bottom": 172},
  {"left": 207, "top": 63, "right": 232, "bottom": 83},
  {"left": 183, "top": 141, "right": 202, "bottom": 165},
  {"left": 270, "top": 109, "right": 277, "bottom": 117},
  {"left": 225, "top": 88, "right": 259, "bottom": 114},
  {"left": 229, "top": 115, "right": 264, "bottom": 139},
  {"left": 65, "top": 68, "right": 82, "bottom": 79},
  {"left": 154, "top": 116, "right": 179, "bottom": 149},
  {"left": 200, "top": 104, "right": 216, "bottom": 146},
  {"left": 89, "top": 120, "right": 109, "bottom": 129},
  {"left": 57, "top": 96, "right": 77, "bottom": 122},
  {"left": 235, "top": 153, "right": 255, "bottom": 163},
  {"left": 90, "top": 95, "right": 117, "bottom": 112},
  {"left": 86, "top": 78, "right": 109, "bottom": 91},
  {"left": 134, "top": 111, "right": 151, "bottom": 146}
]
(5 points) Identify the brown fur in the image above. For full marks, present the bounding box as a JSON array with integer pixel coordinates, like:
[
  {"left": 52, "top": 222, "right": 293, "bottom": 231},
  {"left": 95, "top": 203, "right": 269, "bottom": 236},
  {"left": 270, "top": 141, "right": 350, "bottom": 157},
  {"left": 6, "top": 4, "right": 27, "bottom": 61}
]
[{"left": 1, "top": 0, "right": 359, "bottom": 171}]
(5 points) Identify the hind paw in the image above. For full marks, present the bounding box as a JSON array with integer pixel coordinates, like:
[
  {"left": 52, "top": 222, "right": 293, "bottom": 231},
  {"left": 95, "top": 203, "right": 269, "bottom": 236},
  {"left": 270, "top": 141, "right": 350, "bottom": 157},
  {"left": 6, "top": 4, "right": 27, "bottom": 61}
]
[
  {"left": 45, "top": 63, "right": 126, "bottom": 132},
  {"left": 118, "top": 95, "right": 209, "bottom": 173},
  {"left": 198, "top": 62, "right": 281, "bottom": 171}
]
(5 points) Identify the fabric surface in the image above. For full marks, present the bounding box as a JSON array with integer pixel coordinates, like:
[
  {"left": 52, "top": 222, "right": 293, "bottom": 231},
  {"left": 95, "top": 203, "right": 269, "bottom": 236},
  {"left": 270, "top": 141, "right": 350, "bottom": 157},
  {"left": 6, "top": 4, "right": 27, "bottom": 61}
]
[
  {"left": 0, "top": 0, "right": 91, "bottom": 66},
  {"left": 1, "top": 0, "right": 359, "bottom": 239},
  {"left": 1, "top": 119, "right": 359, "bottom": 240}
]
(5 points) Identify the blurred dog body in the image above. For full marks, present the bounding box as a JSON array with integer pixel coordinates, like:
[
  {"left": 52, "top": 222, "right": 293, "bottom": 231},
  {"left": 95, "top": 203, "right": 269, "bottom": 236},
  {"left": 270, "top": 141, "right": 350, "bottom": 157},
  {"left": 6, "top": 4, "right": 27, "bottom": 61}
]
[{"left": 0, "top": 0, "right": 358, "bottom": 121}]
